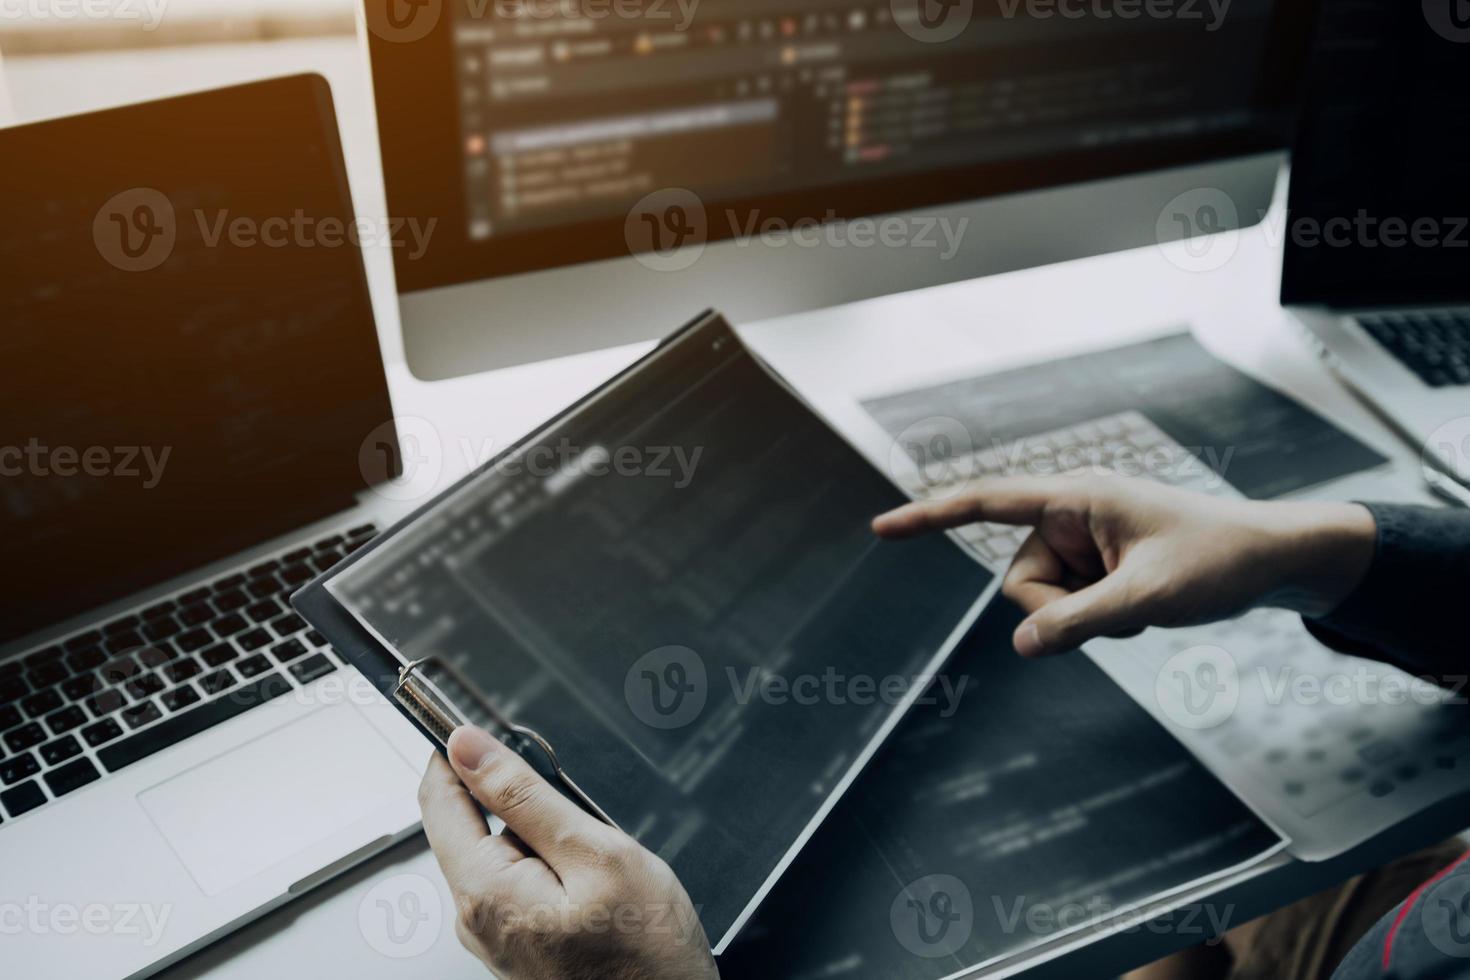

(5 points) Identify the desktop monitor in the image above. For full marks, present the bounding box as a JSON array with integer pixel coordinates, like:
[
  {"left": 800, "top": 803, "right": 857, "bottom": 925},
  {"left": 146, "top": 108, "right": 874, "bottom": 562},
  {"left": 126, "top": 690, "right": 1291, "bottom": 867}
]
[{"left": 363, "top": 0, "right": 1317, "bottom": 379}]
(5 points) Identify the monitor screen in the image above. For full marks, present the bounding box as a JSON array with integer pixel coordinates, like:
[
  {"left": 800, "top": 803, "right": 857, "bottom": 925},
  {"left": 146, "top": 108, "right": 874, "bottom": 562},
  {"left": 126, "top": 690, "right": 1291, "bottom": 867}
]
[
  {"left": 1281, "top": 0, "right": 1470, "bottom": 307},
  {"left": 0, "top": 76, "right": 394, "bottom": 644},
  {"left": 367, "top": 0, "right": 1315, "bottom": 292}
]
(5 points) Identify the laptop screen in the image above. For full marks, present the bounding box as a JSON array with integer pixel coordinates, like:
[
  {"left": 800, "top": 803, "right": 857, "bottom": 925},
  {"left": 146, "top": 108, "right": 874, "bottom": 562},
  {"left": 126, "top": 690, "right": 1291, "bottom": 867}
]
[
  {"left": 0, "top": 76, "right": 394, "bottom": 645},
  {"left": 1281, "top": 1, "right": 1470, "bottom": 307}
]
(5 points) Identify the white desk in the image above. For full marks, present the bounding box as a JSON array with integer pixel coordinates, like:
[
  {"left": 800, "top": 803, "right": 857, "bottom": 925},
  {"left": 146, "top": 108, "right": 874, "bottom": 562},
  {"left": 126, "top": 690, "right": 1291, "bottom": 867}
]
[{"left": 6, "top": 36, "right": 1446, "bottom": 980}]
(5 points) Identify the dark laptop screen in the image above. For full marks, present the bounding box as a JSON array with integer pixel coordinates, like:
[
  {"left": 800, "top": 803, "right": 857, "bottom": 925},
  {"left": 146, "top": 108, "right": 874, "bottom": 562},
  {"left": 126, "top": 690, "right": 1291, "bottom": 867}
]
[
  {"left": 1281, "top": 1, "right": 1470, "bottom": 307},
  {"left": 0, "top": 76, "right": 394, "bottom": 645}
]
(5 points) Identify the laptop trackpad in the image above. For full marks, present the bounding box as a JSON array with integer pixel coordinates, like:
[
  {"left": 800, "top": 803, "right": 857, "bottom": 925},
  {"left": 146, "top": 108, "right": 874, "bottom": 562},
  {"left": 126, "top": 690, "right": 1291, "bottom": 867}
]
[{"left": 138, "top": 704, "right": 417, "bottom": 896}]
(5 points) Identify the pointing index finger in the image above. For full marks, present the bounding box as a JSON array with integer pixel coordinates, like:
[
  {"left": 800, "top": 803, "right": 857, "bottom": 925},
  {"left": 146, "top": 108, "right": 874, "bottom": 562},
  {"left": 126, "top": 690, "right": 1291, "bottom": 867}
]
[{"left": 872, "top": 477, "right": 1065, "bottom": 538}]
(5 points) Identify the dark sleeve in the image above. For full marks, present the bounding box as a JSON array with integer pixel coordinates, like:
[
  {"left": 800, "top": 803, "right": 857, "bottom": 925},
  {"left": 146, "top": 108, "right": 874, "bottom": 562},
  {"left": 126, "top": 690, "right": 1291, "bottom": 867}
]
[{"left": 1303, "top": 503, "right": 1470, "bottom": 680}]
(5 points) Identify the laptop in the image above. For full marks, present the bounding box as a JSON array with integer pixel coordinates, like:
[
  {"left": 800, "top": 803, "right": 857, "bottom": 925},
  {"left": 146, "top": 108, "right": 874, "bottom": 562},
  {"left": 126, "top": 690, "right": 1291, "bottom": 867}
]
[
  {"left": 1, "top": 76, "right": 426, "bottom": 978},
  {"left": 1283, "top": 0, "right": 1470, "bottom": 484}
]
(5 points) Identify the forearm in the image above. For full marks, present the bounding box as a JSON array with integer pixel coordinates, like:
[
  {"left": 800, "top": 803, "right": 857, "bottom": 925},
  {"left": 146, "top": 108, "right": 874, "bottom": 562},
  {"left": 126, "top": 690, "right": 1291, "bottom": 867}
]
[{"left": 1298, "top": 503, "right": 1470, "bottom": 678}]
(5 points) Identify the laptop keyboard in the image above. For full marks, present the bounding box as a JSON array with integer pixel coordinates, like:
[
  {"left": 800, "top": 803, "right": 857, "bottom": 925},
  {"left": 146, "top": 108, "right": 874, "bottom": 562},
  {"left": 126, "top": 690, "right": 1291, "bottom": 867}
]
[
  {"left": 1356, "top": 309, "right": 1470, "bottom": 388},
  {"left": 902, "top": 410, "right": 1226, "bottom": 569},
  {"left": 0, "top": 523, "right": 378, "bottom": 825}
]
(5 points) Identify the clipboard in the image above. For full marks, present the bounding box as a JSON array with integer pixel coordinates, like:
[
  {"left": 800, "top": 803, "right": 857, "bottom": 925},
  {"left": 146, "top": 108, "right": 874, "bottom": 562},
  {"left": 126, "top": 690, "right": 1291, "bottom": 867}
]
[{"left": 293, "top": 310, "right": 999, "bottom": 952}]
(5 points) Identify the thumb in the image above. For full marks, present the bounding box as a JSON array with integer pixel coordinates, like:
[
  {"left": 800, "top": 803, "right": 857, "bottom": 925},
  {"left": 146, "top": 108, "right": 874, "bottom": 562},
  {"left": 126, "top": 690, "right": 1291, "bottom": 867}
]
[
  {"left": 1013, "top": 572, "right": 1150, "bottom": 657},
  {"left": 446, "top": 725, "right": 607, "bottom": 867}
]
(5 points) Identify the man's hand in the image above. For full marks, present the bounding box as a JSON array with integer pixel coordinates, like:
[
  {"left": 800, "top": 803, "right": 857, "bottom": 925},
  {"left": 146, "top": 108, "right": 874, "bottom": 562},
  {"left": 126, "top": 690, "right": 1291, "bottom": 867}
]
[
  {"left": 419, "top": 725, "right": 719, "bottom": 980},
  {"left": 873, "top": 476, "right": 1376, "bottom": 658}
]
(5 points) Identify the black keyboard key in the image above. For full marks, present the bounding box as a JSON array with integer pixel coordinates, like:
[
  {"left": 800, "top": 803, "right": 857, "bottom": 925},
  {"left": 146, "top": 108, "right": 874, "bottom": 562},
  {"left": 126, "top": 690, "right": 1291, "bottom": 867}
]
[
  {"left": 63, "top": 630, "right": 103, "bottom": 652},
  {"left": 126, "top": 673, "right": 166, "bottom": 700},
  {"left": 39, "top": 735, "right": 83, "bottom": 766},
  {"left": 344, "top": 537, "right": 370, "bottom": 553},
  {"left": 1, "top": 780, "right": 46, "bottom": 817},
  {"left": 178, "top": 586, "right": 211, "bottom": 606},
  {"left": 236, "top": 654, "right": 272, "bottom": 679},
  {"left": 142, "top": 617, "right": 181, "bottom": 642},
  {"left": 21, "top": 689, "right": 63, "bottom": 719},
  {"left": 0, "top": 705, "right": 20, "bottom": 732},
  {"left": 238, "top": 628, "right": 272, "bottom": 652},
  {"left": 44, "top": 758, "right": 100, "bottom": 798},
  {"left": 86, "top": 689, "right": 127, "bottom": 717},
  {"left": 122, "top": 701, "right": 163, "bottom": 729},
  {"left": 99, "top": 655, "right": 141, "bottom": 685},
  {"left": 215, "top": 589, "right": 249, "bottom": 612},
  {"left": 27, "top": 661, "right": 67, "bottom": 690},
  {"left": 178, "top": 603, "right": 214, "bottom": 627},
  {"left": 142, "top": 599, "right": 177, "bottom": 620},
  {"left": 44, "top": 705, "right": 87, "bottom": 735},
  {"left": 5, "top": 722, "right": 47, "bottom": 754},
  {"left": 61, "top": 674, "right": 100, "bottom": 702},
  {"left": 305, "top": 630, "right": 327, "bottom": 648},
  {"left": 103, "top": 614, "right": 141, "bottom": 636},
  {"left": 177, "top": 628, "right": 212, "bottom": 652},
  {"left": 0, "top": 675, "right": 26, "bottom": 704},
  {"left": 347, "top": 523, "right": 377, "bottom": 539},
  {"left": 0, "top": 661, "right": 22, "bottom": 679},
  {"left": 136, "top": 644, "right": 178, "bottom": 668},
  {"left": 24, "top": 646, "right": 64, "bottom": 668},
  {"left": 105, "top": 630, "right": 145, "bottom": 655},
  {"left": 81, "top": 718, "right": 124, "bottom": 748},
  {"left": 200, "top": 669, "right": 237, "bottom": 696},
  {"left": 290, "top": 654, "right": 337, "bottom": 685},
  {"left": 283, "top": 547, "right": 312, "bottom": 563},
  {"left": 212, "top": 614, "right": 248, "bottom": 638},
  {"left": 270, "top": 613, "right": 306, "bottom": 637},
  {"left": 309, "top": 552, "right": 341, "bottom": 573},
  {"left": 314, "top": 534, "right": 344, "bottom": 551},
  {"left": 244, "top": 599, "right": 280, "bottom": 623},
  {"left": 0, "top": 752, "right": 39, "bottom": 784},
  {"left": 161, "top": 685, "right": 201, "bottom": 712},
  {"left": 164, "top": 659, "right": 202, "bottom": 684},
  {"left": 212, "top": 573, "right": 246, "bottom": 592},
  {"left": 247, "top": 576, "right": 283, "bottom": 599},
  {"left": 248, "top": 558, "right": 281, "bottom": 578},
  {"left": 281, "top": 563, "right": 313, "bottom": 586},
  {"left": 100, "top": 673, "right": 292, "bottom": 773},
  {"left": 201, "top": 644, "right": 238, "bottom": 668},
  {"left": 271, "top": 639, "right": 308, "bottom": 663},
  {"left": 65, "top": 646, "right": 106, "bottom": 673}
]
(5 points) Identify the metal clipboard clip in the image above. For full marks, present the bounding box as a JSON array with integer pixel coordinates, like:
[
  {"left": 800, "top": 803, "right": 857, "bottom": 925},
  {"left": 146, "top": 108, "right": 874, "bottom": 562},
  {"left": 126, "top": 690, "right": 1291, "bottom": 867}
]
[{"left": 392, "top": 656, "right": 620, "bottom": 830}]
